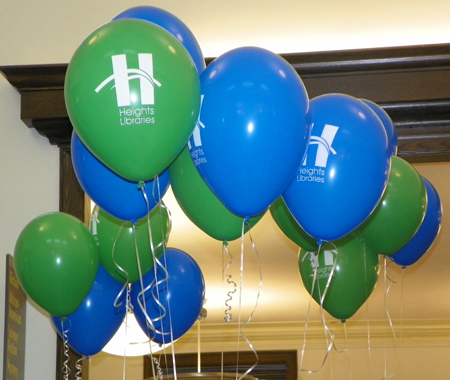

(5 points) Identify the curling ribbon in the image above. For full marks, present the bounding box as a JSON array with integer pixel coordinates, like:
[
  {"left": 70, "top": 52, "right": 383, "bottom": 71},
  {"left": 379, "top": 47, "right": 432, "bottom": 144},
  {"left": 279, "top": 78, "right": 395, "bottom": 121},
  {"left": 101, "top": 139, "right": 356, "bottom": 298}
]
[
  {"left": 61, "top": 318, "right": 71, "bottom": 380},
  {"left": 136, "top": 179, "right": 173, "bottom": 339},
  {"left": 222, "top": 240, "right": 237, "bottom": 322},
  {"left": 299, "top": 242, "right": 339, "bottom": 378}
]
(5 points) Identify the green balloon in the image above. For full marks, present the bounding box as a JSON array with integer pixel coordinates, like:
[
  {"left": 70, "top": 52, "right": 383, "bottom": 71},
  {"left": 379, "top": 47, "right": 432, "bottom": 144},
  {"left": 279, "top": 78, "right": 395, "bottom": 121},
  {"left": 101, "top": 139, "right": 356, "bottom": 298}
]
[
  {"left": 358, "top": 156, "right": 427, "bottom": 255},
  {"left": 90, "top": 203, "right": 169, "bottom": 283},
  {"left": 169, "top": 146, "right": 265, "bottom": 241},
  {"left": 14, "top": 212, "right": 99, "bottom": 317},
  {"left": 299, "top": 233, "right": 379, "bottom": 320},
  {"left": 65, "top": 19, "right": 201, "bottom": 181},
  {"left": 270, "top": 197, "right": 318, "bottom": 251}
]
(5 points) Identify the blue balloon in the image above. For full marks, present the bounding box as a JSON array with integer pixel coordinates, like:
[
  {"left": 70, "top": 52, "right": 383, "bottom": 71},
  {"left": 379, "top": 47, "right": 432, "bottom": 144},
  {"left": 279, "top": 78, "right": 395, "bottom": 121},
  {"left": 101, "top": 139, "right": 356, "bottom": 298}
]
[
  {"left": 130, "top": 248, "right": 205, "bottom": 345},
  {"left": 390, "top": 177, "right": 442, "bottom": 267},
  {"left": 113, "top": 6, "right": 205, "bottom": 73},
  {"left": 190, "top": 46, "right": 311, "bottom": 217},
  {"left": 71, "top": 132, "right": 170, "bottom": 221},
  {"left": 361, "top": 99, "right": 398, "bottom": 156},
  {"left": 51, "top": 265, "right": 126, "bottom": 357},
  {"left": 283, "top": 94, "right": 391, "bottom": 242}
]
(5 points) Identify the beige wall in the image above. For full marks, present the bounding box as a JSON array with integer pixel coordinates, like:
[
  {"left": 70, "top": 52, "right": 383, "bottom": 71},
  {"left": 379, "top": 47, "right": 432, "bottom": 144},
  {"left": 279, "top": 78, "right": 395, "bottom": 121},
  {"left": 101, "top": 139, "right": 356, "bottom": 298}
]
[
  {"left": 0, "top": 76, "right": 59, "bottom": 379},
  {"left": 1, "top": 0, "right": 450, "bottom": 379}
]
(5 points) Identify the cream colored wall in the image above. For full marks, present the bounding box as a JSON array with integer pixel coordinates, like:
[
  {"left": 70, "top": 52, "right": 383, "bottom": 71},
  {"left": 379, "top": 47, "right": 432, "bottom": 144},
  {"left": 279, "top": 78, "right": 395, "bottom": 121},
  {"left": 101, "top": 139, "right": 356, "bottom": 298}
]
[
  {"left": 0, "top": 75, "right": 59, "bottom": 379},
  {"left": 1, "top": 0, "right": 450, "bottom": 379},
  {"left": 1, "top": 0, "right": 450, "bottom": 66}
]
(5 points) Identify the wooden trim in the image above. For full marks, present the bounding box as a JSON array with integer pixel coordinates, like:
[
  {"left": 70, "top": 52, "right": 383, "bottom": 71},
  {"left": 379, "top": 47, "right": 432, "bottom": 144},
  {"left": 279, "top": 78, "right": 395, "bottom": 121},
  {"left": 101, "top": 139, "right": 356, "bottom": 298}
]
[
  {"left": 55, "top": 149, "right": 86, "bottom": 378},
  {"left": 171, "top": 320, "right": 450, "bottom": 352},
  {"left": 1, "top": 43, "right": 450, "bottom": 162}
]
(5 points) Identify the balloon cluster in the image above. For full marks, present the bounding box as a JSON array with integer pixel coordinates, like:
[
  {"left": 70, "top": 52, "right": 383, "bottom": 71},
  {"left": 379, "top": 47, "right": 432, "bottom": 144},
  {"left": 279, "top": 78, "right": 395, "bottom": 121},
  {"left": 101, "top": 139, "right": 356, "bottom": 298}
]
[
  {"left": 14, "top": 6, "right": 209, "bottom": 357},
  {"left": 271, "top": 99, "right": 442, "bottom": 319},
  {"left": 13, "top": 5, "right": 443, "bottom": 356}
]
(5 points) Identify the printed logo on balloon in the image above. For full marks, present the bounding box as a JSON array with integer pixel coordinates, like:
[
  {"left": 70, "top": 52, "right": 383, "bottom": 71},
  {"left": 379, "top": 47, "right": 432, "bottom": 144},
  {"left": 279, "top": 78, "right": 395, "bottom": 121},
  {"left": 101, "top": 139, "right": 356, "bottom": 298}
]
[
  {"left": 65, "top": 19, "right": 201, "bottom": 182},
  {"left": 187, "top": 47, "right": 311, "bottom": 218},
  {"left": 188, "top": 94, "right": 207, "bottom": 166},
  {"left": 297, "top": 124, "right": 338, "bottom": 184},
  {"left": 95, "top": 53, "right": 160, "bottom": 126},
  {"left": 283, "top": 94, "right": 391, "bottom": 242}
]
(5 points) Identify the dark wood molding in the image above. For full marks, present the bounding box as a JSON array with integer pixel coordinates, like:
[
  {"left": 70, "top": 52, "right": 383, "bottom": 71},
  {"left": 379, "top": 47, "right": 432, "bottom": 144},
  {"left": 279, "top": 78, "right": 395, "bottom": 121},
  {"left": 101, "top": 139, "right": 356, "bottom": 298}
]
[
  {"left": 56, "top": 146, "right": 86, "bottom": 376},
  {"left": 2, "top": 43, "right": 450, "bottom": 162}
]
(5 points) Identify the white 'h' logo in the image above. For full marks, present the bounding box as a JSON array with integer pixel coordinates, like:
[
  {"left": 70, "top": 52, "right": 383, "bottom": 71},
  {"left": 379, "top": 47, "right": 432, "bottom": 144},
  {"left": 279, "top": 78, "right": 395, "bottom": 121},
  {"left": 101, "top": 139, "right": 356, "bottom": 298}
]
[
  {"left": 188, "top": 94, "right": 205, "bottom": 150},
  {"left": 95, "top": 54, "right": 162, "bottom": 107},
  {"left": 303, "top": 124, "right": 339, "bottom": 167},
  {"left": 302, "top": 251, "right": 335, "bottom": 268}
]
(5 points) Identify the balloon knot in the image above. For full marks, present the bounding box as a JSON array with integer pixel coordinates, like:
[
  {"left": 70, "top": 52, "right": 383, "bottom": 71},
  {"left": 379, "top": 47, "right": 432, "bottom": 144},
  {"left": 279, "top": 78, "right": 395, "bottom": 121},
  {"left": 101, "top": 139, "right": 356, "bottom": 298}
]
[
  {"left": 223, "top": 240, "right": 229, "bottom": 247},
  {"left": 137, "top": 180, "right": 145, "bottom": 190},
  {"left": 61, "top": 316, "right": 67, "bottom": 323},
  {"left": 340, "top": 319, "right": 346, "bottom": 324},
  {"left": 244, "top": 216, "right": 250, "bottom": 223},
  {"left": 317, "top": 240, "right": 323, "bottom": 246}
]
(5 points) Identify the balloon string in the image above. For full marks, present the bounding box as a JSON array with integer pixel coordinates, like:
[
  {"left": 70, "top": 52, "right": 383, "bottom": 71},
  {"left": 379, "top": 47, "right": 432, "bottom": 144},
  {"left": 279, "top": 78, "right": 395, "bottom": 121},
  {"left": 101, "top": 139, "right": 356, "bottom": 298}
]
[
  {"left": 111, "top": 221, "right": 130, "bottom": 308},
  {"left": 299, "top": 247, "right": 318, "bottom": 378},
  {"left": 152, "top": 356, "right": 164, "bottom": 380},
  {"left": 381, "top": 257, "right": 401, "bottom": 380},
  {"left": 299, "top": 242, "right": 338, "bottom": 377},
  {"left": 318, "top": 242, "right": 338, "bottom": 370},
  {"left": 131, "top": 216, "right": 158, "bottom": 350},
  {"left": 222, "top": 241, "right": 237, "bottom": 322},
  {"left": 116, "top": 287, "right": 132, "bottom": 358},
  {"left": 139, "top": 179, "right": 173, "bottom": 253},
  {"left": 329, "top": 320, "right": 347, "bottom": 354},
  {"left": 75, "top": 357, "right": 86, "bottom": 380},
  {"left": 136, "top": 180, "right": 173, "bottom": 345},
  {"left": 236, "top": 218, "right": 261, "bottom": 380},
  {"left": 234, "top": 219, "right": 260, "bottom": 380},
  {"left": 363, "top": 240, "right": 373, "bottom": 380},
  {"left": 236, "top": 221, "right": 245, "bottom": 380},
  {"left": 343, "top": 322, "right": 352, "bottom": 380},
  {"left": 61, "top": 319, "right": 71, "bottom": 380},
  {"left": 140, "top": 181, "right": 174, "bottom": 350},
  {"left": 121, "top": 312, "right": 127, "bottom": 380},
  {"left": 399, "top": 269, "right": 404, "bottom": 376},
  {"left": 159, "top": 244, "right": 178, "bottom": 377},
  {"left": 135, "top": 239, "right": 169, "bottom": 338}
]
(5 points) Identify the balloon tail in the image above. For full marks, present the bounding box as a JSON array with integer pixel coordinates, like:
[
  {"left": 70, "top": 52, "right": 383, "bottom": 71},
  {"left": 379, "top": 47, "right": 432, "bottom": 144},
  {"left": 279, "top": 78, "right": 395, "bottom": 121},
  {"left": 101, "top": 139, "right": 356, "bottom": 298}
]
[{"left": 222, "top": 240, "right": 237, "bottom": 322}]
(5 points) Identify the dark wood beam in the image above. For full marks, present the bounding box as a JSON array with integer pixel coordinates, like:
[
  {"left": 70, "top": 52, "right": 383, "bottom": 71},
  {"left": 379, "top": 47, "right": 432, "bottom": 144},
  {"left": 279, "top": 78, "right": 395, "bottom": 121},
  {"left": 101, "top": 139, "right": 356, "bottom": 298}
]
[{"left": 2, "top": 44, "right": 450, "bottom": 163}]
